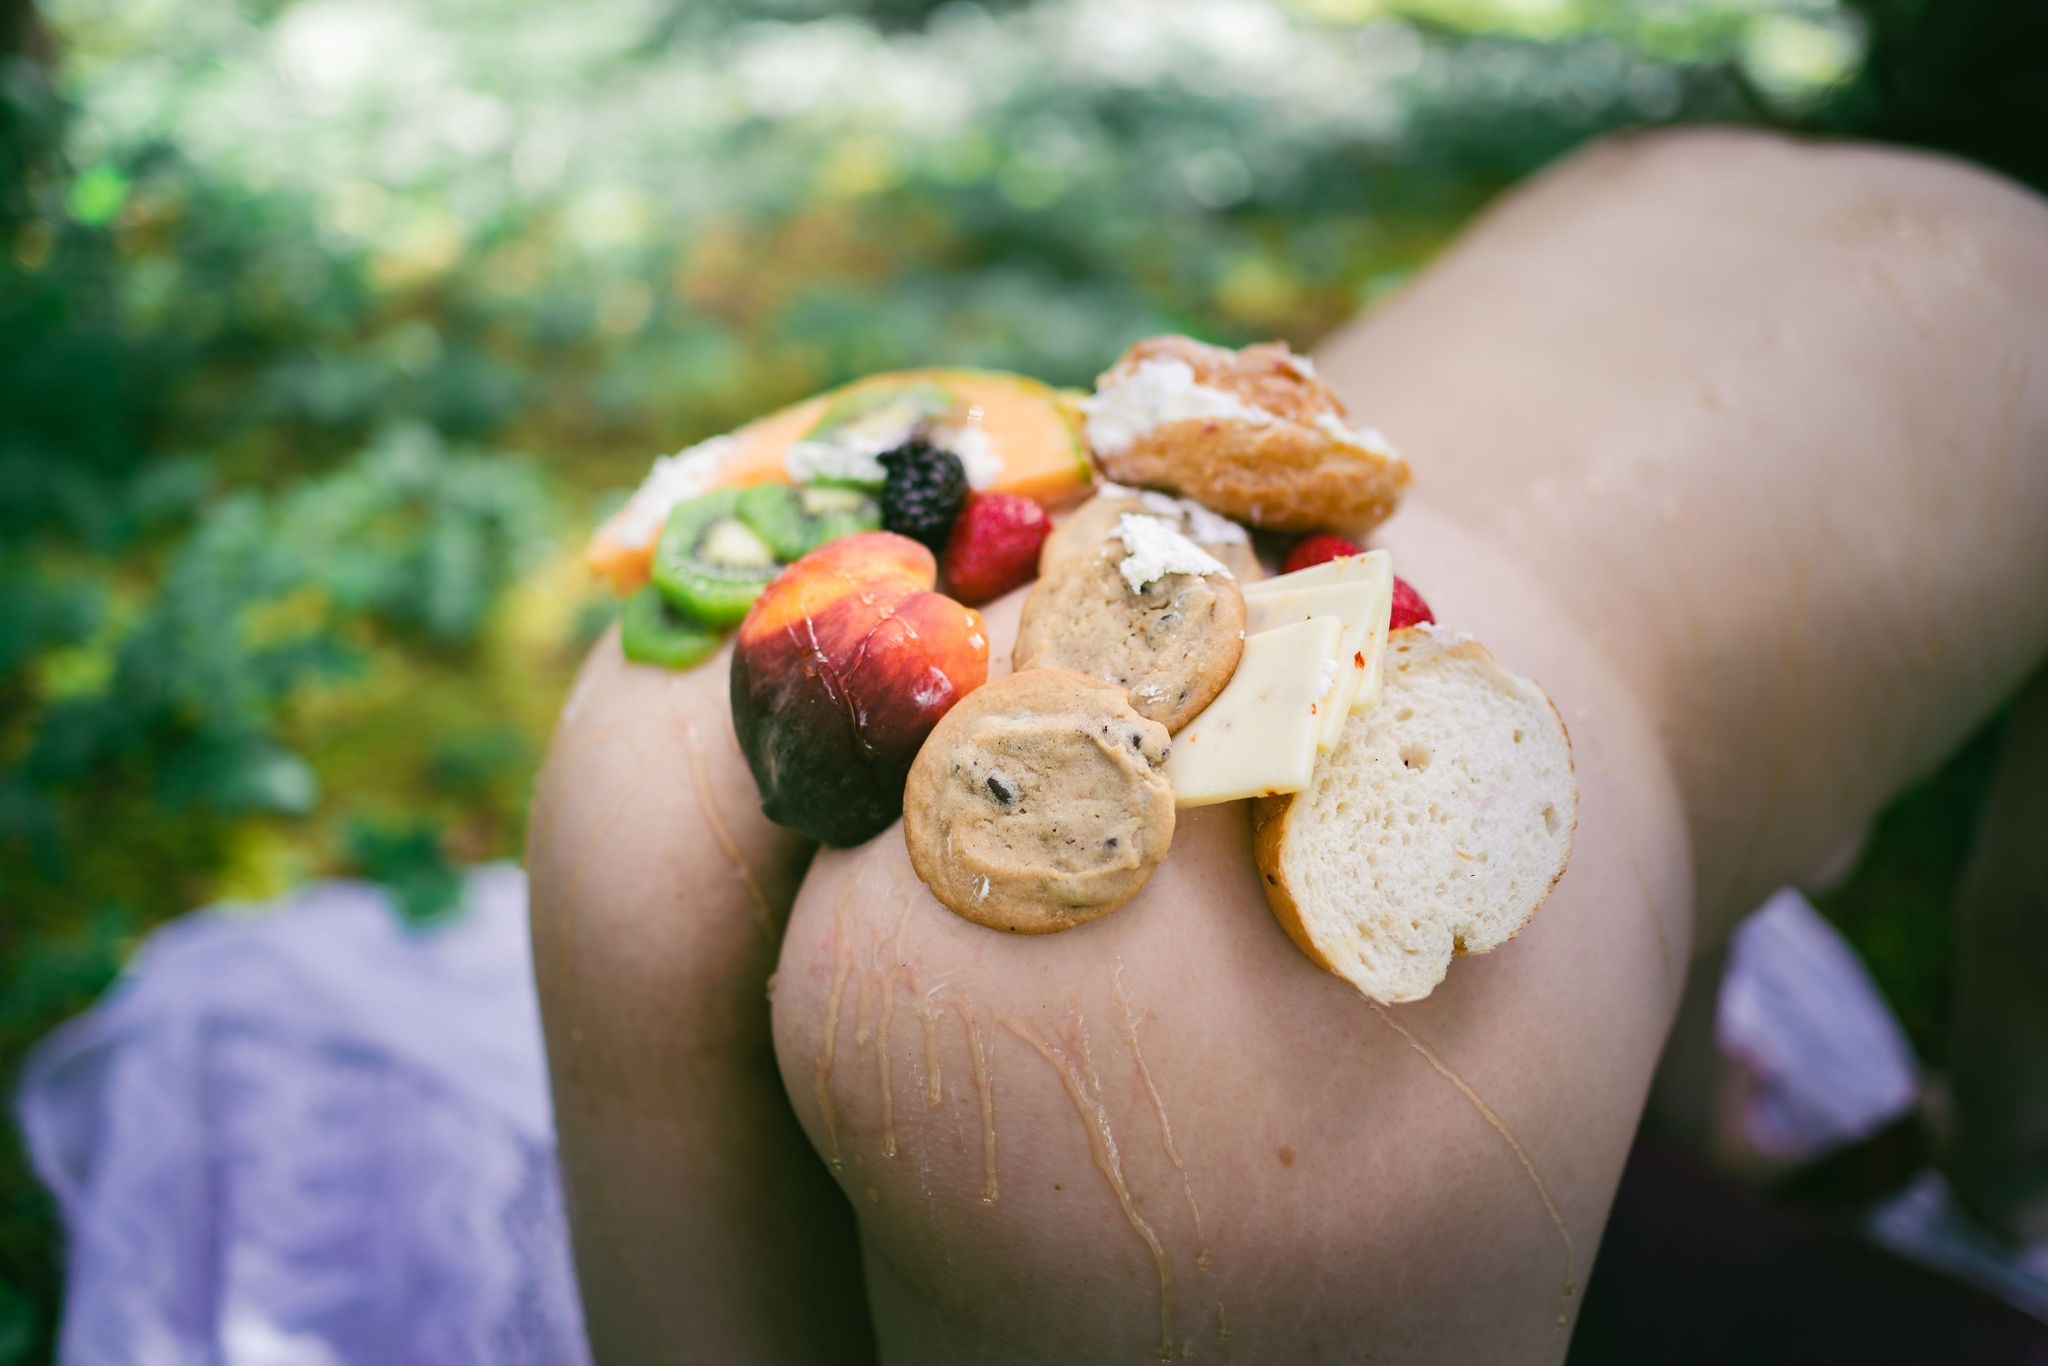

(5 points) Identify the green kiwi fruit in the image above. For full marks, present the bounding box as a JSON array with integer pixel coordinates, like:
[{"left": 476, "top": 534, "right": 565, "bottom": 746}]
[
  {"left": 619, "top": 585, "right": 721, "bottom": 670},
  {"left": 650, "top": 488, "right": 782, "bottom": 626},
  {"left": 792, "top": 379, "right": 958, "bottom": 484},
  {"left": 737, "top": 482, "right": 882, "bottom": 560}
]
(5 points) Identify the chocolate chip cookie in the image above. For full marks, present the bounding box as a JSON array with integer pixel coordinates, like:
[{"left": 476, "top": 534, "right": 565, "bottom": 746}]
[
  {"left": 1015, "top": 516, "right": 1246, "bottom": 733},
  {"left": 903, "top": 669, "right": 1176, "bottom": 933}
]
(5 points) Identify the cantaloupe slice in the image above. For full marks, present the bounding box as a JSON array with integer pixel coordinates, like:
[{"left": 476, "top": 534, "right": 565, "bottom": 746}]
[{"left": 586, "top": 369, "right": 1089, "bottom": 593}]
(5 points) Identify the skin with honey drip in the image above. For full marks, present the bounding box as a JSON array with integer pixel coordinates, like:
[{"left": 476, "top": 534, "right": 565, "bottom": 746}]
[
  {"left": 552, "top": 133, "right": 2048, "bottom": 1365},
  {"left": 1370, "top": 1001, "right": 1578, "bottom": 1326},
  {"left": 768, "top": 546, "right": 1658, "bottom": 1365},
  {"left": 1002, "top": 1014, "right": 1178, "bottom": 1363}
]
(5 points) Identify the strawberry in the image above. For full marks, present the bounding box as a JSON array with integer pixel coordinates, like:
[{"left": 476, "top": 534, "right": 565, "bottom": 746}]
[
  {"left": 1282, "top": 532, "right": 1361, "bottom": 575},
  {"left": 1390, "top": 576, "right": 1434, "bottom": 629},
  {"left": 941, "top": 493, "right": 1051, "bottom": 605}
]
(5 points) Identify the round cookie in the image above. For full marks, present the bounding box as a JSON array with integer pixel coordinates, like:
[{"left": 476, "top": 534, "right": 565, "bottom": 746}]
[
  {"left": 903, "top": 669, "right": 1176, "bottom": 933},
  {"left": 1042, "top": 486, "right": 1263, "bottom": 583},
  {"left": 1014, "top": 529, "right": 1245, "bottom": 733},
  {"left": 1084, "top": 334, "right": 1411, "bottom": 535}
]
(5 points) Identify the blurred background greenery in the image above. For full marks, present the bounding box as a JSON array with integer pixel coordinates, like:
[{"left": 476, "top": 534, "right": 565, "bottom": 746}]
[{"left": 0, "top": 0, "right": 2041, "bottom": 1356}]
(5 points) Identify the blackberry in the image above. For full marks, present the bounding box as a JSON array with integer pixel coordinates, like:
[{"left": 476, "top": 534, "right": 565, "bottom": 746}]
[{"left": 877, "top": 439, "right": 968, "bottom": 552}]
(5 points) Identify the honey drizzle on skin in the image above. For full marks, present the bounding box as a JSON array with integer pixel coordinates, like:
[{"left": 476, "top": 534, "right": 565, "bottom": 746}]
[
  {"left": 877, "top": 1001, "right": 899, "bottom": 1158},
  {"left": 955, "top": 1003, "right": 999, "bottom": 1203},
  {"left": 853, "top": 968, "right": 877, "bottom": 1048},
  {"left": 1003, "top": 1015, "right": 1176, "bottom": 1362},
  {"left": 1112, "top": 960, "right": 1213, "bottom": 1271},
  {"left": 678, "top": 716, "right": 777, "bottom": 942},
  {"left": 876, "top": 906, "right": 912, "bottom": 1159},
  {"left": 813, "top": 878, "right": 858, "bottom": 1170},
  {"left": 1369, "top": 1002, "right": 1578, "bottom": 1326},
  {"left": 921, "top": 989, "right": 945, "bottom": 1107}
]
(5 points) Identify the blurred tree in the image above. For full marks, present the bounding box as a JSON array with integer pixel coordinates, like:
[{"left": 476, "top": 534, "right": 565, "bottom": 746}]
[
  {"left": 1831, "top": 0, "right": 2048, "bottom": 192},
  {"left": 0, "top": 0, "right": 43, "bottom": 61}
]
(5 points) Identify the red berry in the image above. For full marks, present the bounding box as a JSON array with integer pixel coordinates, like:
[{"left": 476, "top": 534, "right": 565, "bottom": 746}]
[
  {"left": 1390, "top": 576, "right": 1434, "bottom": 629},
  {"left": 1282, "top": 533, "right": 1362, "bottom": 575},
  {"left": 941, "top": 493, "right": 1051, "bottom": 605}
]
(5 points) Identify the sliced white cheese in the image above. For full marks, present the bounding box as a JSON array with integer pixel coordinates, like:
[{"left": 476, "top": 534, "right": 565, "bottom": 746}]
[
  {"left": 1244, "top": 584, "right": 1385, "bottom": 750},
  {"left": 1242, "top": 550, "right": 1389, "bottom": 597},
  {"left": 1242, "top": 550, "right": 1395, "bottom": 712},
  {"left": 1165, "top": 617, "right": 1344, "bottom": 807}
]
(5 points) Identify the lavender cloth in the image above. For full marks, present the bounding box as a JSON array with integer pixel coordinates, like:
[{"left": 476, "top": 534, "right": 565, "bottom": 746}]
[
  {"left": 13, "top": 866, "right": 589, "bottom": 1366},
  {"left": 1717, "top": 886, "right": 1921, "bottom": 1161}
]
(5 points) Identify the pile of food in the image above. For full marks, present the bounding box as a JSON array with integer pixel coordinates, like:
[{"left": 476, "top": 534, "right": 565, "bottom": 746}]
[{"left": 585, "top": 336, "right": 1575, "bottom": 1003}]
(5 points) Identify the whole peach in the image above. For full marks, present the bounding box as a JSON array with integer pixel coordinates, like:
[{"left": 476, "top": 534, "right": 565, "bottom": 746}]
[{"left": 730, "top": 532, "right": 990, "bottom": 846}]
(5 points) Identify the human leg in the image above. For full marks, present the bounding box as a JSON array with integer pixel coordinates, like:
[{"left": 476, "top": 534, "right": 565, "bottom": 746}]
[{"left": 528, "top": 638, "right": 874, "bottom": 1364}]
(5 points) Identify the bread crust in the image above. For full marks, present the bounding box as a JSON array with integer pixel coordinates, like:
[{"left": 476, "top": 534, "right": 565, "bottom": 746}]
[
  {"left": 1251, "top": 793, "right": 1341, "bottom": 975},
  {"left": 1091, "top": 335, "right": 1412, "bottom": 536},
  {"left": 1251, "top": 628, "right": 1578, "bottom": 1001}
]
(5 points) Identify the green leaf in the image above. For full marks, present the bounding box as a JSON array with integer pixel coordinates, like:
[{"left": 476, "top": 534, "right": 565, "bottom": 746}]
[
  {"left": 156, "top": 737, "right": 319, "bottom": 816},
  {"left": 68, "top": 165, "right": 129, "bottom": 227},
  {"left": 0, "top": 906, "right": 134, "bottom": 1032},
  {"left": 343, "top": 816, "right": 464, "bottom": 926},
  {"left": 0, "top": 1274, "right": 35, "bottom": 1366}
]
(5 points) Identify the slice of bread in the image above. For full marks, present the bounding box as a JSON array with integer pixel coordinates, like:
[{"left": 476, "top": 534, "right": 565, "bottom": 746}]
[{"left": 1252, "top": 626, "right": 1575, "bottom": 1003}]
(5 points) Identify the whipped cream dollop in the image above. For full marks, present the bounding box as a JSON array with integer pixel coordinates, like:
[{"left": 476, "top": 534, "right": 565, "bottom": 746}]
[
  {"left": 1085, "top": 355, "right": 1400, "bottom": 462},
  {"left": 1096, "top": 481, "right": 1251, "bottom": 546},
  {"left": 786, "top": 417, "right": 1000, "bottom": 490},
  {"left": 931, "top": 421, "right": 1004, "bottom": 491},
  {"left": 610, "top": 434, "right": 736, "bottom": 548},
  {"left": 1082, "top": 358, "right": 1275, "bottom": 456},
  {"left": 1313, "top": 410, "right": 1399, "bottom": 458},
  {"left": 1115, "top": 513, "right": 1231, "bottom": 593},
  {"left": 783, "top": 432, "right": 893, "bottom": 486}
]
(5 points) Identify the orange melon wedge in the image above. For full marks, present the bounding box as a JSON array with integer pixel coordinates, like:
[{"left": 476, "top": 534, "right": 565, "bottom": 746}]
[{"left": 586, "top": 369, "right": 1090, "bottom": 594}]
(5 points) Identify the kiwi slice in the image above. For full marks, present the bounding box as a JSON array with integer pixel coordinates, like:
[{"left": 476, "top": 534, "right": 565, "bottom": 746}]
[
  {"left": 807, "top": 379, "right": 958, "bottom": 449},
  {"left": 738, "top": 483, "right": 882, "bottom": 560},
  {"left": 650, "top": 488, "right": 782, "bottom": 627},
  {"left": 619, "top": 585, "right": 721, "bottom": 670},
  {"left": 787, "top": 379, "right": 960, "bottom": 485}
]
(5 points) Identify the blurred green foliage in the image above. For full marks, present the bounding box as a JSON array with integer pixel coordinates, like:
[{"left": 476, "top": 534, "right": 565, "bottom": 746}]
[{"left": 0, "top": 0, "right": 2027, "bottom": 1355}]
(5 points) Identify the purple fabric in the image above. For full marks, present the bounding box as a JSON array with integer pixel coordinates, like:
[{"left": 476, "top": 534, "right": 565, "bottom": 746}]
[
  {"left": 14, "top": 865, "right": 588, "bottom": 1366},
  {"left": 1718, "top": 887, "right": 1921, "bottom": 1161}
]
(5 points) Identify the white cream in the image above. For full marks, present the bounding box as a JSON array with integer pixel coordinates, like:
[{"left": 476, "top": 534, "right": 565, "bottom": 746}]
[
  {"left": 1082, "top": 357, "right": 1275, "bottom": 456},
  {"left": 1143, "top": 490, "right": 1249, "bottom": 546},
  {"left": 783, "top": 434, "right": 892, "bottom": 486},
  {"left": 610, "top": 434, "right": 736, "bottom": 548},
  {"left": 1314, "top": 410, "right": 1400, "bottom": 458},
  {"left": 1088, "top": 355, "right": 1400, "bottom": 465},
  {"left": 933, "top": 421, "right": 1003, "bottom": 491},
  {"left": 1115, "top": 513, "right": 1230, "bottom": 593},
  {"left": 1095, "top": 481, "right": 1251, "bottom": 546},
  {"left": 786, "top": 416, "right": 996, "bottom": 489}
]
